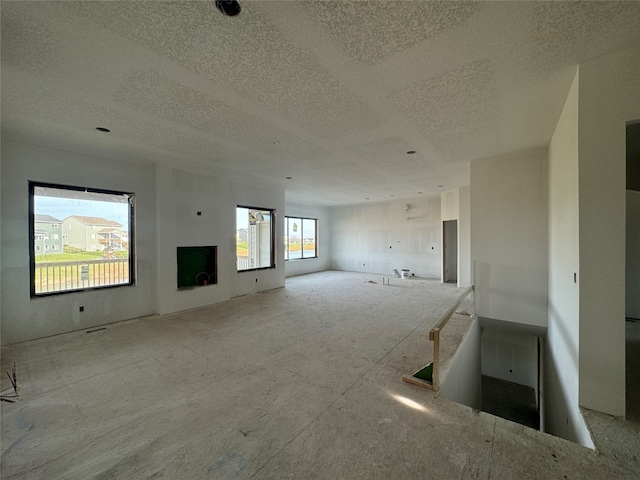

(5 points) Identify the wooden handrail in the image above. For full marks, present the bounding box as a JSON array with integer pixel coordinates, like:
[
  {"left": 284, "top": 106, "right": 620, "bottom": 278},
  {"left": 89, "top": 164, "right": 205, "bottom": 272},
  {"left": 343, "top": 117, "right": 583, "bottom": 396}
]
[
  {"left": 429, "top": 285, "right": 474, "bottom": 341},
  {"left": 403, "top": 285, "right": 475, "bottom": 391}
]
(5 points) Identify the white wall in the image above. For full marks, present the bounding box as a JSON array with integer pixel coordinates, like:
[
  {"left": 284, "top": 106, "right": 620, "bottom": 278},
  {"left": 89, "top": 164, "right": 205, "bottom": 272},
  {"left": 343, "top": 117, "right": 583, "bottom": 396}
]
[
  {"left": 470, "top": 150, "right": 549, "bottom": 327},
  {"left": 481, "top": 330, "right": 538, "bottom": 390},
  {"left": 1, "top": 139, "right": 156, "bottom": 344},
  {"left": 459, "top": 186, "right": 472, "bottom": 288},
  {"left": 155, "top": 165, "right": 233, "bottom": 315},
  {"left": 438, "top": 317, "right": 481, "bottom": 410},
  {"left": 546, "top": 69, "right": 592, "bottom": 445},
  {"left": 441, "top": 189, "right": 460, "bottom": 222},
  {"left": 627, "top": 190, "right": 640, "bottom": 319},
  {"left": 578, "top": 47, "right": 640, "bottom": 417},
  {"left": 329, "top": 197, "right": 441, "bottom": 278},
  {"left": 285, "top": 203, "right": 330, "bottom": 277}
]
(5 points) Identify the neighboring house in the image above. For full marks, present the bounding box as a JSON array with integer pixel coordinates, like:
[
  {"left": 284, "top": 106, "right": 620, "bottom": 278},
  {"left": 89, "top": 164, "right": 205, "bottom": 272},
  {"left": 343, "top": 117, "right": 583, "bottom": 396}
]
[
  {"left": 62, "top": 215, "right": 123, "bottom": 252},
  {"left": 237, "top": 228, "right": 248, "bottom": 243},
  {"left": 34, "top": 214, "right": 63, "bottom": 254},
  {"left": 97, "top": 227, "right": 128, "bottom": 251}
]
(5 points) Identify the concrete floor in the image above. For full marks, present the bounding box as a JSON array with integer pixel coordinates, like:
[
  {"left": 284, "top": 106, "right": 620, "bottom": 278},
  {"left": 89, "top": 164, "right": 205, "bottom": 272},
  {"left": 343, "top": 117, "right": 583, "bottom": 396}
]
[{"left": 1, "top": 271, "right": 637, "bottom": 479}]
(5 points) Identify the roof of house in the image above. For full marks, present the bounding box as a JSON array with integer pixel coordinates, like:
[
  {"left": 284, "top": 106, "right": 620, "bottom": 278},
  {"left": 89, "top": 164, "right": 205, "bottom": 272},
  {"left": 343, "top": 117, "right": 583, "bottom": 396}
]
[
  {"left": 35, "top": 214, "right": 62, "bottom": 223},
  {"left": 66, "top": 215, "right": 122, "bottom": 227}
]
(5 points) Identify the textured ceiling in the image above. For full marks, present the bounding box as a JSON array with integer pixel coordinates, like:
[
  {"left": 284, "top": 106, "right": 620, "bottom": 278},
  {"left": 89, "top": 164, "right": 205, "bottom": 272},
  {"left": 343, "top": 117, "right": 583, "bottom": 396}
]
[{"left": 2, "top": 1, "right": 640, "bottom": 206}]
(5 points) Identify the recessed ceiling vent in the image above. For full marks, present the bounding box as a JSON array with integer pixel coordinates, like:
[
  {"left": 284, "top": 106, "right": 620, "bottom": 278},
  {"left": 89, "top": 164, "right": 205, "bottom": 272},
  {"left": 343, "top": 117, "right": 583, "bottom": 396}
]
[{"left": 215, "top": 1, "right": 241, "bottom": 17}]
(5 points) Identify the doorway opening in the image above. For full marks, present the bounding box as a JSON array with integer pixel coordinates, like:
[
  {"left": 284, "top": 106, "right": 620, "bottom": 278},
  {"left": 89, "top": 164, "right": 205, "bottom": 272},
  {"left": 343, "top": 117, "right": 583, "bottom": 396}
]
[
  {"left": 443, "top": 220, "right": 458, "bottom": 283},
  {"left": 626, "top": 120, "right": 640, "bottom": 424}
]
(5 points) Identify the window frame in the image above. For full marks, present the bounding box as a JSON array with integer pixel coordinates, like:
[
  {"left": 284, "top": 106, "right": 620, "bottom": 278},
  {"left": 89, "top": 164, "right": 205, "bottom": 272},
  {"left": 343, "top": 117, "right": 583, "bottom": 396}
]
[
  {"left": 284, "top": 216, "right": 318, "bottom": 261},
  {"left": 29, "top": 181, "right": 136, "bottom": 297},
  {"left": 236, "top": 205, "right": 276, "bottom": 272}
]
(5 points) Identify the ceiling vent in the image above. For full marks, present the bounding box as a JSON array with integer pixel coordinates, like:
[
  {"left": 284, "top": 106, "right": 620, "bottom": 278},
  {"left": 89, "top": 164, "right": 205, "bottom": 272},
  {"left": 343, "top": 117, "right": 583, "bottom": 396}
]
[{"left": 215, "top": 1, "right": 241, "bottom": 17}]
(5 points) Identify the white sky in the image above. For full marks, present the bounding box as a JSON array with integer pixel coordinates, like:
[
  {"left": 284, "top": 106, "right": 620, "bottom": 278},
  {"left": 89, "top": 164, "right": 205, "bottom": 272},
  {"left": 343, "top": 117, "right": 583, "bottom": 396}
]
[{"left": 35, "top": 196, "right": 130, "bottom": 228}]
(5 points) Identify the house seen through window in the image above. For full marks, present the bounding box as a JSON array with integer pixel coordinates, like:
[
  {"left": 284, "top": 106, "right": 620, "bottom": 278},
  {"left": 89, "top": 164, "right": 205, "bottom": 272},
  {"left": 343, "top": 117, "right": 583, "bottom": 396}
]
[
  {"left": 236, "top": 206, "right": 275, "bottom": 271},
  {"left": 30, "top": 182, "right": 134, "bottom": 296},
  {"left": 285, "top": 217, "right": 317, "bottom": 260}
]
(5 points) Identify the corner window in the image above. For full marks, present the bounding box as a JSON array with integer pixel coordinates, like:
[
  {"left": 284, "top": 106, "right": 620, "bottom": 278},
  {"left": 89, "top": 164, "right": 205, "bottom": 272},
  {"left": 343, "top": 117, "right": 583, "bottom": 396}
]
[
  {"left": 236, "top": 206, "right": 275, "bottom": 271},
  {"left": 284, "top": 217, "right": 317, "bottom": 260},
  {"left": 29, "top": 182, "right": 135, "bottom": 296}
]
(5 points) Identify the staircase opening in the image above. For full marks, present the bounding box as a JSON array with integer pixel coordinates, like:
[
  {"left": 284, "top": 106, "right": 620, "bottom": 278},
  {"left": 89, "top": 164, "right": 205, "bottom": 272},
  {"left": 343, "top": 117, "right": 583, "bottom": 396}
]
[{"left": 479, "top": 324, "right": 542, "bottom": 431}]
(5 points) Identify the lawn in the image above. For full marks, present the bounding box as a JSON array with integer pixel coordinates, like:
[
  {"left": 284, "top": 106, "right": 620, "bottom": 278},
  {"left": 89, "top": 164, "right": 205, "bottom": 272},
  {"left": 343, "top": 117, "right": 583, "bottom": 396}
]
[
  {"left": 236, "top": 242, "right": 248, "bottom": 257},
  {"left": 35, "top": 251, "right": 128, "bottom": 263}
]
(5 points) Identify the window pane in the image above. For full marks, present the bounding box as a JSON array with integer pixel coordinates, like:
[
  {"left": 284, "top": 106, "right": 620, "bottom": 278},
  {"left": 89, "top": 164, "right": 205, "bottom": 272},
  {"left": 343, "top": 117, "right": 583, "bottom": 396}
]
[
  {"left": 236, "top": 206, "right": 274, "bottom": 271},
  {"left": 284, "top": 216, "right": 317, "bottom": 261},
  {"left": 31, "top": 183, "right": 134, "bottom": 296},
  {"left": 302, "top": 219, "right": 317, "bottom": 258},
  {"left": 284, "top": 218, "right": 289, "bottom": 261},
  {"left": 287, "top": 217, "right": 302, "bottom": 260}
]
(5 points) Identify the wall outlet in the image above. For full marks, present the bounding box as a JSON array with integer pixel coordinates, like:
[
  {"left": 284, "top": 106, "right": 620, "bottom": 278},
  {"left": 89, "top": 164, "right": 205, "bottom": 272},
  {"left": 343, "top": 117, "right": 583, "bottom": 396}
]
[{"left": 79, "top": 306, "right": 84, "bottom": 312}]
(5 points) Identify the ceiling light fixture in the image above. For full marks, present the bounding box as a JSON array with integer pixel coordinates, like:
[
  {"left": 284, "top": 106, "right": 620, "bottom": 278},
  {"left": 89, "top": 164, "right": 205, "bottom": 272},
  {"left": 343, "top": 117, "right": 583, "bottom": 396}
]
[
  {"left": 95, "top": 127, "right": 111, "bottom": 132},
  {"left": 214, "top": 0, "right": 241, "bottom": 17}
]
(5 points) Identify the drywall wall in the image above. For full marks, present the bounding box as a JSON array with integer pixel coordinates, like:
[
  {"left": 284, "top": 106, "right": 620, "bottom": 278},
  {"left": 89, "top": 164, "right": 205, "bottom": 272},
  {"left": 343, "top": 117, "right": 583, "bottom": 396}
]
[
  {"left": 458, "top": 186, "right": 472, "bottom": 288},
  {"left": 285, "top": 203, "right": 330, "bottom": 277},
  {"left": 546, "top": 68, "right": 592, "bottom": 446},
  {"left": 441, "top": 189, "right": 460, "bottom": 222},
  {"left": 231, "top": 180, "right": 285, "bottom": 297},
  {"left": 329, "top": 197, "right": 441, "bottom": 278},
  {"left": 155, "top": 165, "right": 233, "bottom": 315},
  {"left": 0, "top": 139, "right": 156, "bottom": 345},
  {"left": 470, "top": 149, "right": 549, "bottom": 327},
  {"left": 627, "top": 190, "right": 640, "bottom": 319},
  {"left": 578, "top": 47, "right": 640, "bottom": 416},
  {"left": 481, "top": 330, "right": 537, "bottom": 390},
  {"left": 438, "top": 317, "right": 481, "bottom": 410}
]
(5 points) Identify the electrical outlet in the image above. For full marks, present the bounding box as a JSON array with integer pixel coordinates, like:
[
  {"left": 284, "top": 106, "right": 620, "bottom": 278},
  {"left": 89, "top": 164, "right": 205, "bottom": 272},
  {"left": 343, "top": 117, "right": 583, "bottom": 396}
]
[{"left": 79, "top": 306, "right": 84, "bottom": 312}]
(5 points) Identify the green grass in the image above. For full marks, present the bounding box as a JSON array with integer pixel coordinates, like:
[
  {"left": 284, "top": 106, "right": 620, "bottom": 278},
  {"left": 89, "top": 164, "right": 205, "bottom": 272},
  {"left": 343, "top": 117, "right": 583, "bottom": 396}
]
[
  {"left": 35, "top": 251, "right": 128, "bottom": 263},
  {"left": 236, "top": 242, "right": 248, "bottom": 257}
]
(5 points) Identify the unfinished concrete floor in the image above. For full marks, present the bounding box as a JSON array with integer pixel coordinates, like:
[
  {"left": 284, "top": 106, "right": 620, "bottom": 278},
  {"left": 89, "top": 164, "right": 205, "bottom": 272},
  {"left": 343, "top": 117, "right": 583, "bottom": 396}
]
[{"left": 1, "top": 271, "right": 637, "bottom": 479}]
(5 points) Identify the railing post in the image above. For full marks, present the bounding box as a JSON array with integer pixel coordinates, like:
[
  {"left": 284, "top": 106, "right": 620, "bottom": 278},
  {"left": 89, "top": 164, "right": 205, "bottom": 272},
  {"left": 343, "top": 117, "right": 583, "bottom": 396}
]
[{"left": 432, "top": 330, "right": 440, "bottom": 390}]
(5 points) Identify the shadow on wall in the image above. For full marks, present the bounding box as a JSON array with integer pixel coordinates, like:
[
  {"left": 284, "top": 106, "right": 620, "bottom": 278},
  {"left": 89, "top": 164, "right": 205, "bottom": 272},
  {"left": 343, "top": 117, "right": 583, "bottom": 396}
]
[{"left": 545, "top": 300, "right": 593, "bottom": 448}]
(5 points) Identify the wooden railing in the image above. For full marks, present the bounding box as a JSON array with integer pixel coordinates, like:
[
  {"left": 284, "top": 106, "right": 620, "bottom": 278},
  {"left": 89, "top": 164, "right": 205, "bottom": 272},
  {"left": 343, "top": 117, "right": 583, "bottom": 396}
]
[
  {"left": 34, "top": 259, "right": 129, "bottom": 294},
  {"left": 403, "top": 285, "right": 476, "bottom": 391}
]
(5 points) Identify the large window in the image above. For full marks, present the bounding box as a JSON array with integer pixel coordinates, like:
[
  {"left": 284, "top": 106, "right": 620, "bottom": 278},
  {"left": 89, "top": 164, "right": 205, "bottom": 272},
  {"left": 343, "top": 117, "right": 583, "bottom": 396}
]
[
  {"left": 284, "top": 217, "right": 317, "bottom": 260},
  {"left": 29, "top": 182, "right": 135, "bottom": 296},
  {"left": 236, "top": 206, "right": 275, "bottom": 271}
]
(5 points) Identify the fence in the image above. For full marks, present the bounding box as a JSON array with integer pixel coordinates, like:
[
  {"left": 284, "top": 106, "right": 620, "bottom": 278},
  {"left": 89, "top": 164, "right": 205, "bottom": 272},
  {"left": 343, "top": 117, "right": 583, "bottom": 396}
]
[
  {"left": 237, "top": 256, "right": 249, "bottom": 270},
  {"left": 34, "top": 259, "right": 129, "bottom": 294}
]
